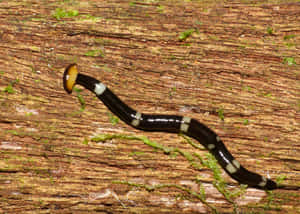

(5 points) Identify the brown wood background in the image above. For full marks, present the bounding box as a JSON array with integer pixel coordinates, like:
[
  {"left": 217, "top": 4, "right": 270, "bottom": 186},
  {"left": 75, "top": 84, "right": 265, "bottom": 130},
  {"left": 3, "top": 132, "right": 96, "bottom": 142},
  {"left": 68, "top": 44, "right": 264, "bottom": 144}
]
[{"left": 0, "top": 1, "right": 299, "bottom": 213}]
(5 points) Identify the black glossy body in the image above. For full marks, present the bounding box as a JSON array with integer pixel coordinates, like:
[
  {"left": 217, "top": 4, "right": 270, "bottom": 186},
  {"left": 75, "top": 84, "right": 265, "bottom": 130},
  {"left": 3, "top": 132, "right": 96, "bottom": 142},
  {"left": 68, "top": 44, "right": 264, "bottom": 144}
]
[{"left": 74, "top": 73, "right": 277, "bottom": 190}]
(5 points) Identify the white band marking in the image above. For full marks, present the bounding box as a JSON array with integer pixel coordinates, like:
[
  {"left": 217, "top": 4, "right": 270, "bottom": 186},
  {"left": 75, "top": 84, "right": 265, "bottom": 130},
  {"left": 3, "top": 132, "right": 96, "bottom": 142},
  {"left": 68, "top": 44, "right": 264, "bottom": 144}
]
[
  {"left": 208, "top": 144, "right": 215, "bottom": 150},
  {"left": 232, "top": 160, "right": 240, "bottom": 169},
  {"left": 94, "top": 83, "right": 106, "bottom": 96},
  {"left": 226, "top": 159, "right": 240, "bottom": 174},
  {"left": 131, "top": 112, "right": 142, "bottom": 127},
  {"left": 182, "top": 116, "right": 191, "bottom": 123},
  {"left": 258, "top": 177, "right": 267, "bottom": 187},
  {"left": 226, "top": 163, "right": 237, "bottom": 174},
  {"left": 180, "top": 124, "right": 189, "bottom": 132},
  {"left": 180, "top": 116, "right": 191, "bottom": 132}
]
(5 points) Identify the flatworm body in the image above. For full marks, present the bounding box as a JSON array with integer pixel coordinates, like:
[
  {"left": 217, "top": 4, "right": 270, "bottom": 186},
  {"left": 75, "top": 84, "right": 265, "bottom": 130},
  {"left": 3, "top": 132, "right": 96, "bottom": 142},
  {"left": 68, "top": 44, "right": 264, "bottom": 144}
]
[{"left": 63, "top": 64, "right": 277, "bottom": 190}]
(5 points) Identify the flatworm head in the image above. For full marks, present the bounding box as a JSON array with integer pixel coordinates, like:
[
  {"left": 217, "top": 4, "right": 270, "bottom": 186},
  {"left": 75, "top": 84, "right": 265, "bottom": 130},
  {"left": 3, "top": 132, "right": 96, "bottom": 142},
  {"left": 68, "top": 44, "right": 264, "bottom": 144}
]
[{"left": 63, "top": 64, "right": 78, "bottom": 94}]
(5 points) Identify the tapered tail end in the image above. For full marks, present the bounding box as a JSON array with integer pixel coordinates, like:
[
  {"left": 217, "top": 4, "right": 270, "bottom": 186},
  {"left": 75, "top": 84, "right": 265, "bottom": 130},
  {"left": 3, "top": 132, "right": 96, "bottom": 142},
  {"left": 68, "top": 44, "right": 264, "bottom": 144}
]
[{"left": 63, "top": 64, "right": 78, "bottom": 94}]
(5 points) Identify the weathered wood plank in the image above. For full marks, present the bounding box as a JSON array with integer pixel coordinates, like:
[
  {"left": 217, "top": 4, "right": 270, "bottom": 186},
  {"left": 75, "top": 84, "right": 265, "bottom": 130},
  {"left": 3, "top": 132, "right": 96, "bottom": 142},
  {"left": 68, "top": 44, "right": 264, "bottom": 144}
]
[{"left": 0, "top": 1, "right": 299, "bottom": 213}]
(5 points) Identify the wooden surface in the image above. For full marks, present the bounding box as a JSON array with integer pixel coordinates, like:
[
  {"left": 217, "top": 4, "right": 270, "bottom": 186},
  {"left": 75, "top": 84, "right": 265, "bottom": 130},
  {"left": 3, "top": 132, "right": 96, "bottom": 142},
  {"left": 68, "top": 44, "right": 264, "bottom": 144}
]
[{"left": 0, "top": 1, "right": 299, "bottom": 213}]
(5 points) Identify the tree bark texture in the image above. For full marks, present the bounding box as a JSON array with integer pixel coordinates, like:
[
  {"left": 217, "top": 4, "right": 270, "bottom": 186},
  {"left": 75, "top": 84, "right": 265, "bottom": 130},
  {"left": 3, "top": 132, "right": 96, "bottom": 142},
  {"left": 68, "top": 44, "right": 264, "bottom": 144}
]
[{"left": 0, "top": 1, "right": 299, "bottom": 213}]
